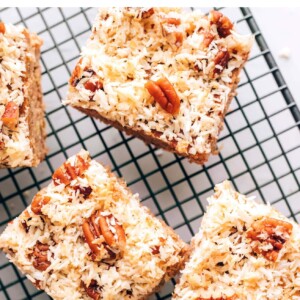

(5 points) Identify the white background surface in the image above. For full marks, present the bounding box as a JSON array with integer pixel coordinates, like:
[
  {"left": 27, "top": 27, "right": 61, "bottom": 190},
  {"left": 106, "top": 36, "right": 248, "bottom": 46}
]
[{"left": 252, "top": 8, "right": 300, "bottom": 106}]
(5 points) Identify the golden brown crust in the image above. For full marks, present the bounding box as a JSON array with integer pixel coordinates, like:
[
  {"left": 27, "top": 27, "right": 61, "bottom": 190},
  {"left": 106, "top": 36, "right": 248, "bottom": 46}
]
[
  {"left": 212, "top": 52, "right": 250, "bottom": 153},
  {"left": 0, "top": 29, "right": 46, "bottom": 168},
  {"left": 74, "top": 105, "right": 210, "bottom": 164},
  {"left": 26, "top": 34, "right": 47, "bottom": 166}
]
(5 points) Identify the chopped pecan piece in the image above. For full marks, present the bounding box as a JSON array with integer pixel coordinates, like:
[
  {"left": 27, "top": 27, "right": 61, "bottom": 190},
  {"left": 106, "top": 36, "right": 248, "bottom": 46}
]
[
  {"left": 82, "top": 211, "right": 126, "bottom": 260},
  {"left": 213, "top": 49, "right": 230, "bottom": 75},
  {"left": 77, "top": 155, "right": 90, "bottom": 175},
  {"left": 247, "top": 217, "right": 293, "bottom": 262},
  {"left": 84, "top": 80, "right": 103, "bottom": 93},
  {"left": 0, "top": 22, "right": 5, "bottom": 35},
  {"left": 52, "top": 155, "right": 89, "bottom": 186},
  {"left": 52, "top": 165, "right": 71, "bottom": 185},
  {"left": 21, "top": 210, "right": 31, "bottom": 232},
  {"left": 161, "top": 17, "right": 183, "bottom": 48},
  {"left": 21, "top": 221, "right": 29, "bottom": 232},
  {"left": 202, "top": 31, "right": 215, "bottom": 48},
  {"left": 2, "top": 102, "right": 19, "bottom": 130},
  {"left": 19, "top": 98, "right": 28, "bottom": 115},
  {"left": 145, "top": 77, "right": 180, "bottom": 115},
  {"left": 64, "top": 162, "right": 77, "bottom": 180},
  {"left": 31, "top": 193, "right": 51, "bottom": 215},
  {"left": 0, "top": 140, "right": 5, "bottom": 150},
  {"left": 141, "top": 8, "right": 155, "bottom": 19},
  {"left": 174, "top": 32, "right": 183, "bottom": 47},
  {"left": 210, "top": 10, "right": 233, "bottom": 38},
  {"left": 74, "top": 185, "right": 93, "bottom": 199},
  {"left": 70, "top": 58, "right": 83, "bottom": 87},
  {"left": 70, "top": 61, "right": 101, "bottom": 92},
  {"left": 83, "top": 280, "right": 101, "bottom": 300},
  {"left": 151, "top": 245, "right": 160, "bottom": 255},
  {"left": 164, "top": 18, "right": 181, "bottom": 26},
  {"left": 32, "top": 242, "right": 51, "bottom": 271}
]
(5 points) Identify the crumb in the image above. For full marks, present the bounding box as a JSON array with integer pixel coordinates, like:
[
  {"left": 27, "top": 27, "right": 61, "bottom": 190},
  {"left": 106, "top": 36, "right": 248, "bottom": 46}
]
[
  {"left": 279, "top": 47, "right": 291, "bottom": 59},
  {"left": 155, "top": 149, "right": 164, "bottom": 156},
  {"left": 217, "top": 143, "right": 224, "bottom": 152},
  {"left": 23, "top": 190, "right": 30, "bottom": 198}
]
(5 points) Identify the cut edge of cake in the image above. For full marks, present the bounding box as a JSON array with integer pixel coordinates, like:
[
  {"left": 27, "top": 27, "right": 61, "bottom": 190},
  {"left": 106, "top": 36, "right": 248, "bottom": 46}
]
[{"left": 0, "top": 23, "right": 47, "bottom": 168}]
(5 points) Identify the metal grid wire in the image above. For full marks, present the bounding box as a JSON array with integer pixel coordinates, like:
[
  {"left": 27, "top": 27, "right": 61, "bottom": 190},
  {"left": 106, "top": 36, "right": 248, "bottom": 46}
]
[{"left": 0, "top": 7, "right": 300, "bottom": 300}]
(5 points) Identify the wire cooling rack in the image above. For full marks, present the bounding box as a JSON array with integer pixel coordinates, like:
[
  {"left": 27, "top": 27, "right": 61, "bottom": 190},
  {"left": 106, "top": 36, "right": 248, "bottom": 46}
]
[{"left": 0, "top": 7, "right": 300, "bottom": 300}]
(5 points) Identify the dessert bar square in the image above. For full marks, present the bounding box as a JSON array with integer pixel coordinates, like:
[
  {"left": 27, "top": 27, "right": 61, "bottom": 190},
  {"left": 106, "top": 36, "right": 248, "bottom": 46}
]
[
  {"left": 0, "top": 22, "right": 46, "bottom": 168},
  {"left": 173, "top": 181, "right": 299, "bottom": 300},
  {"left": 0, "top": 150, "right": 189, "bottom": 299},
  {"left": 65, "top": 8, "right": 253, "bottom": 164}
]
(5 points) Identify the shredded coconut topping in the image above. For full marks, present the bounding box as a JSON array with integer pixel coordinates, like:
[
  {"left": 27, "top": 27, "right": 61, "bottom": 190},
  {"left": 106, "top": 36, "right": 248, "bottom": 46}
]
[
  {"left": 65, "top": 8, "right": 253, "bottom": 159},
  {"left": 173, "top": 181, "right": 300, "bottom": 300}
]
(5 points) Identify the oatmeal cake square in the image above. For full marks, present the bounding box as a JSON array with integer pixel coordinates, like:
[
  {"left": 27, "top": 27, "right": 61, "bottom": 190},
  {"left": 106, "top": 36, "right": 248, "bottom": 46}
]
[
  {"left": 65, "top": 8, "right": 253, "bottom": 164},
  {"left": 173, "top": 181, "right": 299, "bottom": 300},
  {"left": 0, "top": 22, "right": 46, "bottom": 168},
  {"left": 0, "top": 150, "right": 189, "bottom": 299}
]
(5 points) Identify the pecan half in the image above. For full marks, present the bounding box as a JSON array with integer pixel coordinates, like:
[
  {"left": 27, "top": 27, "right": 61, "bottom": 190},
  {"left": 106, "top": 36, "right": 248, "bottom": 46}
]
[
  {"left": 145, "top": 77, "right": 180, "bottom": 115},
  {"left": 210, "top": 10, "right": 233, "bottom": 38},
  {"left": 32, "top": 242, "right": 51, "bottom": 271},
  {"left": 84, "top": 80, "right": 103, "bottom": 93},
  {"left": 213, "top": 49, "right": 230, "bottom": 75},
  {"left": 83, "top": 280, "right": 101, "bottom": 300},
  {"left": 82, "top": 211, "right": 126, "bottom": 260},
  {"left": 0, "top": 22, "right": 5, "bottom": 35},
  {"left": 247, "top": 217, "right": 293, "bottom": 262},
  {"left": 82, "top": 214, "right": 103, "bottom": 257},
  {"left": 2, "top": 102, "right": 19, "bottom": 130},
  {"left": 31, "top": 193, "right": 51, "bottom": 215},
  {"left": 52, "top": 155, "right": 89, "bottom": 186},
  {"left": 141, "top": 8, "right": 154, "bottom": 19},
  {"left": 99, "top": 214, "right": 126, "bottom": 249}
]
